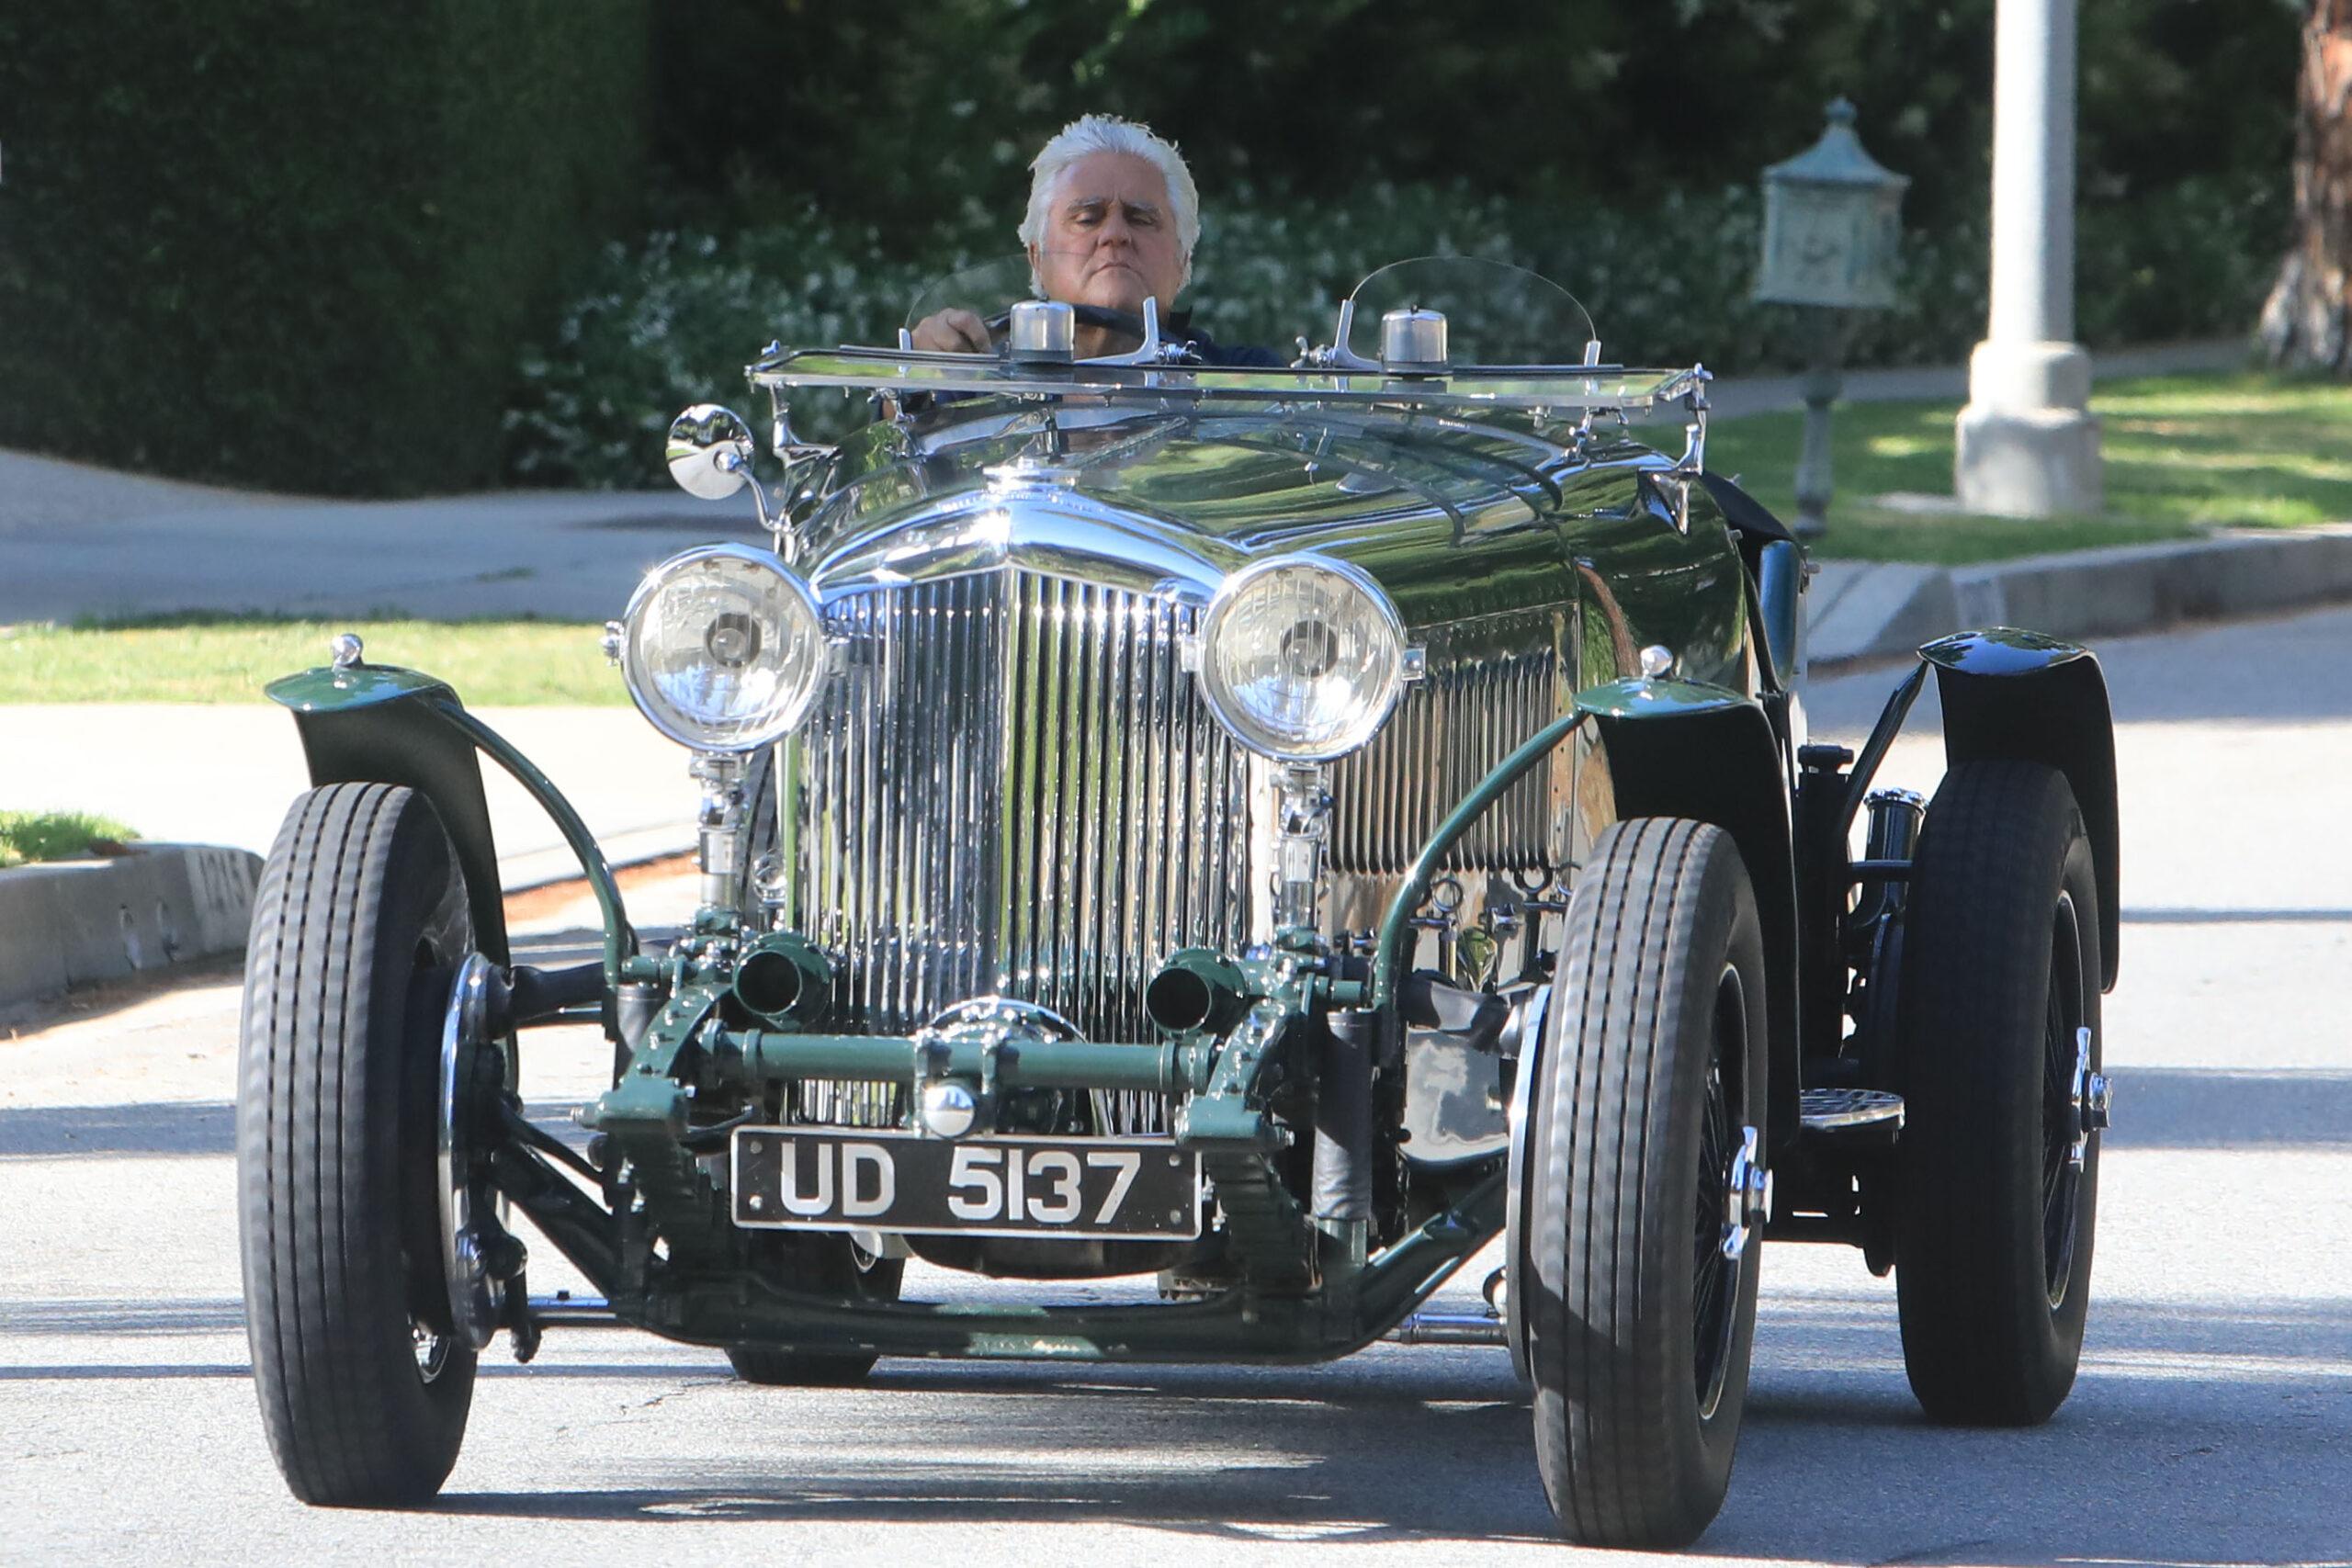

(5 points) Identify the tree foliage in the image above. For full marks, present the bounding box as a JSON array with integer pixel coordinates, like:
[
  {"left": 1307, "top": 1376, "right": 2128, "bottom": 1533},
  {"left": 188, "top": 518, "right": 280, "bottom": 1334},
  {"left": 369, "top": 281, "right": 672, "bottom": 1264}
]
[
  {"left": 655, "top": 0, "right": 2295, "bottom": 244},
  {"left": 0, "top": 2, "right": 653, "bottom": 494}
]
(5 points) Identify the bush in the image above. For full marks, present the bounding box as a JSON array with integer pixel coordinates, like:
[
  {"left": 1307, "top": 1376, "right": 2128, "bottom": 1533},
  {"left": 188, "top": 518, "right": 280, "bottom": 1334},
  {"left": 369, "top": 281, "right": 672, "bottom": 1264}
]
[
  {"left": 511, "top": 170, "right": 2288, "bottom": 490},
  {"left": 0, "top": 3, "right": 652, "bottom": 495}
]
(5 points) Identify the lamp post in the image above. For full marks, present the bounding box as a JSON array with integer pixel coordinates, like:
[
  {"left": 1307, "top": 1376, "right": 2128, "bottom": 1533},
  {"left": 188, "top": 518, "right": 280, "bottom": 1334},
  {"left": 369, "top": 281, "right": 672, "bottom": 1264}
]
[{"left": 1756, "top": 99, "right": 1909, "bottom": 539}]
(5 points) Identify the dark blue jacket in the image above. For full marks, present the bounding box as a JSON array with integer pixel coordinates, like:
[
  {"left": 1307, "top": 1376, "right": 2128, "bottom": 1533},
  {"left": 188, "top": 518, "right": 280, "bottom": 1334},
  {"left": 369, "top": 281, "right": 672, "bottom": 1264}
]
[{"left": 1164, "top": 310, "right": 1284, "bottom": 367}]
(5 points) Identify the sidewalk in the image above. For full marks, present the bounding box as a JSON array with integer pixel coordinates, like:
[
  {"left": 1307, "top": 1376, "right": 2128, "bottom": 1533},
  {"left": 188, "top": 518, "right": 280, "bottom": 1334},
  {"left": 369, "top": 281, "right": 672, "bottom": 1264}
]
[
  {"left": 1806, "top": 525, "right": 2352, "bottom": 671},
  {"left": 1704, "top": 336, "right": 2245, "bottom": 419},
  {"left": 0, "top": 447, "right": 763, "bottom": 623},
  {"left": 0, "top": 703, "right": 695, "bottom": 890}
]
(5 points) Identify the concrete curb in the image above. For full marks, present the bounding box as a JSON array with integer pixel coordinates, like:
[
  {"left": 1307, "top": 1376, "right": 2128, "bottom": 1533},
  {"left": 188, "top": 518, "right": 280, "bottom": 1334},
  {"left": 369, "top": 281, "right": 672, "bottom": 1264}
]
[
  {"left": 0, "top": 843, "right": 261, "bottom": 1012},
  {"left": 1808, "top": 525, "right": 2352, "bottom": 670}
]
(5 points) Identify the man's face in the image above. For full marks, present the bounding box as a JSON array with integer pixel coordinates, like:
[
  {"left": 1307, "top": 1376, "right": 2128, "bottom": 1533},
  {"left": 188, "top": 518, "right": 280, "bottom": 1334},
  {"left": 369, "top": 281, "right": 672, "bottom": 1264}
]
[{"left": 1030, "top": 151, "right": 1186, "bottom": 317}]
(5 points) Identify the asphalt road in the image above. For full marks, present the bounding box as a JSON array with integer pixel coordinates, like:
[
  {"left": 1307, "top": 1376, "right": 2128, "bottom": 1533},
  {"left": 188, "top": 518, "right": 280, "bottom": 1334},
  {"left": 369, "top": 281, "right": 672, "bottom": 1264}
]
[{"left": 4, "top": 605, "right": 2349, "bottom": 1565}]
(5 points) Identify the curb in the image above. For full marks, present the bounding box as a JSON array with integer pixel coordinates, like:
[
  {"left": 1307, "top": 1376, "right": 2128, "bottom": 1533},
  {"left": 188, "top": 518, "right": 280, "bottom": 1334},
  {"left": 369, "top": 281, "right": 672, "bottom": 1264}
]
[
  {"left": 0, "top": 843, "right": 262, "bottom": 1012},
  {"left": 1807, "top": 525, "right": 2352, "bottom": 671}
]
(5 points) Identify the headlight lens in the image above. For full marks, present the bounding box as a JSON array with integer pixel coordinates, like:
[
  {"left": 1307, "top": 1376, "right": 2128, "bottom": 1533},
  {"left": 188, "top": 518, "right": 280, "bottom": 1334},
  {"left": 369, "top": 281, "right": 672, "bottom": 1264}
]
[
  {"left": 620, "top": 544, "right": 827, "bottom": 750},
  {"left": 1198, "top": 556, "right": 1408, "bottom": 761}
]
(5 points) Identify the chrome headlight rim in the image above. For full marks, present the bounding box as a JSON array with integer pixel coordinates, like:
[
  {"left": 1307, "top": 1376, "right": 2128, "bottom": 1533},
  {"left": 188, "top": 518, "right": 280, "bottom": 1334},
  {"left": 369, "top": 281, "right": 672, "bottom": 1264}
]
[
  {"left": 1196, "top": 553, "right": 1409, "bottom": 762},
  {"left": 619, "top": 541, "right": 828, "bottom": 753}
]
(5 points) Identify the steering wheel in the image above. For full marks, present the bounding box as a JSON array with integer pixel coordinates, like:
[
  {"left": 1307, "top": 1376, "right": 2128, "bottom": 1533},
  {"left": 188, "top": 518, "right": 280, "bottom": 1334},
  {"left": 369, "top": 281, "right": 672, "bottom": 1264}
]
[{"left": 982, "top": 302, "right": 1153, "bottom": 347}]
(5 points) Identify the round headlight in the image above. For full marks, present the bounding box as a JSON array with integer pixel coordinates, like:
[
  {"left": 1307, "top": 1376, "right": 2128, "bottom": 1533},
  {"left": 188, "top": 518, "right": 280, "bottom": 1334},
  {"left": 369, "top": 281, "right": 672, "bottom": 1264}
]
[
  {"left": 1197, "top": 556, "right": 1408, "bottom": 761},
  {"left": 620, "top": 544, "right": 828, "bottom": 751}
]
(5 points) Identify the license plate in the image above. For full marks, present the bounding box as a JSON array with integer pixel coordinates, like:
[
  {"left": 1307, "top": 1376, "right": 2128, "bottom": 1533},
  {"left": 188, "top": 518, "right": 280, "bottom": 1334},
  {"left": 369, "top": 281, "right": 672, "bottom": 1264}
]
[{"left": 730, "top": 1128, "right": 1203, "bottom": 1241}]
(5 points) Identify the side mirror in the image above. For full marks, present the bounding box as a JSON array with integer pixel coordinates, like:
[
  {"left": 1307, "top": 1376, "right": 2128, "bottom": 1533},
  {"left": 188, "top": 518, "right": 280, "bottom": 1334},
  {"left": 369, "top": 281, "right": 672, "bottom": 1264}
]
[{"left": 666, "top": 404, "right": 757, "bottom": 500}]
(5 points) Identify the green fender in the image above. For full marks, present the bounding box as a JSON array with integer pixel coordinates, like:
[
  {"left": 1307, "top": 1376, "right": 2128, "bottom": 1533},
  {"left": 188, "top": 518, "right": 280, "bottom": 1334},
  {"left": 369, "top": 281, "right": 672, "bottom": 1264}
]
[
  {"left": 1576, "top": 676, "right": 1800, "bottom": 1153},
  {"left": 1919, "top": 629, "right": 2120, "bottom": 991},
  {"left": 267, "top": 665, "right": 512, "bottom": 964},
  {"left": 266, "top": 662, "right": 639, "bottom": 981}
]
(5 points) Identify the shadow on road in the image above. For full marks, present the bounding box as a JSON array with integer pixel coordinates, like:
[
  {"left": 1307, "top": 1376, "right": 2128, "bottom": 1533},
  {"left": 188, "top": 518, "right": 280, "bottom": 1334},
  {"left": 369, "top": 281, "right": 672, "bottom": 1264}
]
[
  {"left": 1, "top": 1287, "right": 2343, "bottom": 1561},
  {"left": 399, "top": 1286, "right": 2350, "bottom": 1562},
  {"left": 0, "top": 952, "right": 244, "bottom": 1032}
]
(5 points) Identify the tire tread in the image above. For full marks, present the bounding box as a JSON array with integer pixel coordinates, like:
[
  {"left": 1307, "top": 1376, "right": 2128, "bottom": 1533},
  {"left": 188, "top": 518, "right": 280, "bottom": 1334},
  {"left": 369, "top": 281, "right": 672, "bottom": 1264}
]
[
  {"left": 238, "top": 782, "right": 475, "bottom": 1506},
  {"left": 1529, "top": 818, "right": 1761, "bottom": 1548},
  {"left": 1894, "top": 760, "right": 2100, "bottom": 1425}
]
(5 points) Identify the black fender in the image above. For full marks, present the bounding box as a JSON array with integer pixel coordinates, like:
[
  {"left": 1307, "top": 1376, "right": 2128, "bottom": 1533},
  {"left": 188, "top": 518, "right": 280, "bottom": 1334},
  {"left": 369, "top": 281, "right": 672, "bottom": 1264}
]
[
  {"left": 1577, "top": 679, "right": 1798, "bottom": 1154},
  {"left": 266, "top": 664, "right": 510, "bottom": 964},
  {"left": 1698, "top": 472, "right": 1804, "bottom": 692},
  {"left": 1919, "top": 629, "right": 2120, "bottom": 991}
]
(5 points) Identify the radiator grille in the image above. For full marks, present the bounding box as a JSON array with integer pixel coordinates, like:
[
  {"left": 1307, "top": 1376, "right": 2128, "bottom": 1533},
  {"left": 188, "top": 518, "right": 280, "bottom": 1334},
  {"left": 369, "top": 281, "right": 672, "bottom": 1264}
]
[
  {"left": 1327, "top": 646, "right": 1560, "bottom": 877},
  {"left": 793, "top": 570, "right": 1253, "bottom": 1043}
]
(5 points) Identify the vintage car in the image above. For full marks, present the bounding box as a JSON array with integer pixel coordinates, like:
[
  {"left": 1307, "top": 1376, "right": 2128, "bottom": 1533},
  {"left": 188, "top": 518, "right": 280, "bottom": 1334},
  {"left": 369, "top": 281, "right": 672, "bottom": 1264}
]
[{"left": 234, "top": 256, "right": 2118, "bottom": 1547}]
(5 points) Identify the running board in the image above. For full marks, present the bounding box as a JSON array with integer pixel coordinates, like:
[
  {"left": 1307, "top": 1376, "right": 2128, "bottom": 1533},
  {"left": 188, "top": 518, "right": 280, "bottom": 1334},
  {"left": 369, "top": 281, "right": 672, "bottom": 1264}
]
[
  {"left": 1798, "top": 1088, "right": 1904, "bottom": 1142},
  {"left": 529, "top": 1292, "right": 620, "bottom": 1325}
]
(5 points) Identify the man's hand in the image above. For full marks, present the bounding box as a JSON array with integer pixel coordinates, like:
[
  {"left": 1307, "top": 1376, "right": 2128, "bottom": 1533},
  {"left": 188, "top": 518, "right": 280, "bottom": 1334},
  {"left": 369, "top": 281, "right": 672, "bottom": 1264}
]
[{"left": 910, "top": 308, "right": 993, "bottom": 354}]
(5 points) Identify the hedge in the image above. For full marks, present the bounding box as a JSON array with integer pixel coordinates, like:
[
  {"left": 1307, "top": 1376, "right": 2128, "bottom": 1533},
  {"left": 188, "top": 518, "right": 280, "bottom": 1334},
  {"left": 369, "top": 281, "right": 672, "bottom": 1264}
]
[{"left": 0, "top": 2, "right": 652, "bottom": 496}]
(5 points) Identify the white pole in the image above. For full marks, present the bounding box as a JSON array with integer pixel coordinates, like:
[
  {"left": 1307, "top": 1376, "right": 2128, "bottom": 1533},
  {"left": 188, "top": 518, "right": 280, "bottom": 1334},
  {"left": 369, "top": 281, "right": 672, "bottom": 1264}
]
[
  {"left": 1988, "top": 0, "right": 2072, "bottom": 344},
  {"left": 1956, "top": 0, "right": 2102, "bottom": 518}
]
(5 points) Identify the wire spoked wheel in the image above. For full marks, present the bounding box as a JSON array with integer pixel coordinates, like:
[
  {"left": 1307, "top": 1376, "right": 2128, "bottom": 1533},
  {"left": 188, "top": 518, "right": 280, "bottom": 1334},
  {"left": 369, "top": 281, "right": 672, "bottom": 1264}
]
[
  {"left": 1521, "top": 818, "right": 1769, "bottom": 1550},
  {"left": 1894, "top": 761, "right": 2105, "bottom": 1427},
  {"left": 2039, "top": 892, "right": 2090, "bottom": 1308},
  {"left": 1691, "top": 971, "right": 1749, "bottom": 1421},
  {"left": 413, "top": 1320, "right": 454, "bottom": 1382}
]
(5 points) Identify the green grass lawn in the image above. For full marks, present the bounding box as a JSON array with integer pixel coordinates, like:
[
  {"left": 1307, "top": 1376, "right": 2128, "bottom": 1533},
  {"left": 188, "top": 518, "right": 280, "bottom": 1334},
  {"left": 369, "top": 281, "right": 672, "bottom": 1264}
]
[
  {"left": 1706, "top": 369, "right": 2352, "bottom": 564},
  {"left": 0, "top": 616, "right": 623, "bottom": 705},
  {"left": 0, "top": 809, "right": 141, "bottom": 869}
]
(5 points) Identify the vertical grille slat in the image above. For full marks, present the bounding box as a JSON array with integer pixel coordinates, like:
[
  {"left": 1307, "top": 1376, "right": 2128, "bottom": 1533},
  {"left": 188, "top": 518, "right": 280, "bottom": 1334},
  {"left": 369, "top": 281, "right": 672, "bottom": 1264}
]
[
  {"left": 1327, "top": 643, "right": 1560, "bottom": 878},
  {"left": 796, "top": 569, "right": 1248, "bottom": 1043}
]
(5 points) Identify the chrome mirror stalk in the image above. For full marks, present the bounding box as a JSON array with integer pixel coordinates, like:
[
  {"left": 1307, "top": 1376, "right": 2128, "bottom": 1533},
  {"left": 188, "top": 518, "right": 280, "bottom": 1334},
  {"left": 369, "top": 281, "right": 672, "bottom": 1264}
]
[
  {"left": 690, "top": 751, "right": 748, "bottom": 922},
  {"left": 1273, "top": 762, "right": 1332, "bottom": 948}
]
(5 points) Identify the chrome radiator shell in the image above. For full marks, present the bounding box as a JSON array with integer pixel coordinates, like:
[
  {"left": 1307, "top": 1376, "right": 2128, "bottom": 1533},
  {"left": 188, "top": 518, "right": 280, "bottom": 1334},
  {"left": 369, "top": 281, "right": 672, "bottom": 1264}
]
[{"left": 786, "top": 568, "right": 1254, "bottom": 1043}]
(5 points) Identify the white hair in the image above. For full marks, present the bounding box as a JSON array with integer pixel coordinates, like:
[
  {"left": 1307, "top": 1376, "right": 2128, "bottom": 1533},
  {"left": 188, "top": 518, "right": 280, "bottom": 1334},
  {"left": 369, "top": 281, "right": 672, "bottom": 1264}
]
[{"left": 1019, "top": 115, "right": 1200, "bottom": 292}]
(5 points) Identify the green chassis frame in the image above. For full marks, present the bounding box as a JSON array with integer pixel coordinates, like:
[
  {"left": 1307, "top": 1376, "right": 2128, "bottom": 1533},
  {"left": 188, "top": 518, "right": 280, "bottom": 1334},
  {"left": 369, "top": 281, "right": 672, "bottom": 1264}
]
[{"left": 263, "top": 626, "right": 2111, "bottom": 1363}]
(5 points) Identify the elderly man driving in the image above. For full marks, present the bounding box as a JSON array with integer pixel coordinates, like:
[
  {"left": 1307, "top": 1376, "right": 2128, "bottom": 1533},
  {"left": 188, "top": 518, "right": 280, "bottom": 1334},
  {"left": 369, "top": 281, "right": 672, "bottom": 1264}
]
[{"left": 912, "top": 115, "right": 1278, "bottom": 366}]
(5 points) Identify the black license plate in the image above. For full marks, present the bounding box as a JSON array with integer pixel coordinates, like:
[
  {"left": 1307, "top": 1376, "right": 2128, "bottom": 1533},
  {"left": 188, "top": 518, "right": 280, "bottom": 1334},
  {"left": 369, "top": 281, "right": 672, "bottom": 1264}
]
[{"left": 730, "top": 1129, "right": 1203, "bottom": 1240}]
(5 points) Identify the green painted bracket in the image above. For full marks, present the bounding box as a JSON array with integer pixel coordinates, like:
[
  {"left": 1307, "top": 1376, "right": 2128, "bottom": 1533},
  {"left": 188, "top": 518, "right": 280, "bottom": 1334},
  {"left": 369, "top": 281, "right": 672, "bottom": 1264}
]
[
  {"left": 585, "top": 980, "right": 721, "bottom": 1140},
  {"left": 1172, "top": 998, "right": 1293, "bottom": 1151},
  {"left": 1372, "top": 709, "right": 1591, "bottom": 1014},
  {"left": 432, "top": 700, "right": 636, "bottom": 987}
]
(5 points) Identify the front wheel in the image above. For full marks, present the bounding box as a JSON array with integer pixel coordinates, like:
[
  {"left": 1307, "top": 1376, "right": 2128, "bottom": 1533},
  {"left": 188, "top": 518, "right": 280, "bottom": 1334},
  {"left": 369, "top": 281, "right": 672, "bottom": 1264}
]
[
  {"left": 1894, "top": 761, "right": 2105, "bottom": 1425},
  {"left": 1520, "top": 818, "right": 1769, "bottom": 1549},
  {"left": 236, "top": 783, "right": 479, "bottom": 1505}
]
